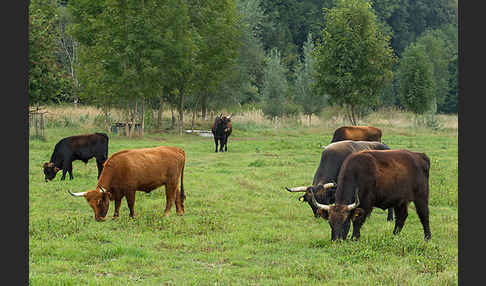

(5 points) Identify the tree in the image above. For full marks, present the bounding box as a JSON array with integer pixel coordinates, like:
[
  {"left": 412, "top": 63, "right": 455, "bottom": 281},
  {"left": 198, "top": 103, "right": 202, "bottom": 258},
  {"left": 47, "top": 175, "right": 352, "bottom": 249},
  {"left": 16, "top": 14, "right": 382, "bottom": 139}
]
[
  {"left": 29, "top": 0, "right": 71, "bottom": 106},
  {"left": 293, "top": 32, "right": 326, "bottom": 125},
  {"left": 262, "top": 48, "right": 289, "bottom": 121},
  {"left": 313, "top": 0, "right": 396, "bottom": 125},
  {"left": 396, "top": 43, "right": 435, "bottom": 116}
]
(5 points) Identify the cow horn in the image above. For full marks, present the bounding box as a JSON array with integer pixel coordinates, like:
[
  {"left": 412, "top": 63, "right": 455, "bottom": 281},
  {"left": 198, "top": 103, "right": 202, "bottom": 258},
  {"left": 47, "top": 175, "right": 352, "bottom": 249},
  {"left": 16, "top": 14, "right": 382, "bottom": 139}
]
[
  {"left": 67, "top": 190, "right": 87, "bottom": 197},
  {"left": 285, "top": 186, "right": 307, "bottom": 192},
  {"left": 321, "top": 182, "right": 337, "bottom": 189},
  {"left": 99, "top": 186, "right": 106, "bottom": 193},
  {"left": 227, "top": 114, "right": 232, "bottom": 119},
  {"left": 345, "top": 188, "right": 360, "bottom": 210}
]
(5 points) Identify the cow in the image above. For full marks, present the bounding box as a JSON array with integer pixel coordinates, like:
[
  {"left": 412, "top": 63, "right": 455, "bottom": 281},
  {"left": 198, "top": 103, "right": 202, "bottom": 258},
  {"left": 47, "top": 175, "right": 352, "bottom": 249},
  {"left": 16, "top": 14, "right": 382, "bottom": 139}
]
[
  {"left": 285, "top": 140, "right": 393, "bottom": 221},
  {"left": 67, "top": 146, "right": 186, "bottom": 221},
  {"left": 211, "top": 114, "right": 232, "bottom": 152},
  {"left": 43, "top": 133, "right": 109, "bottom": 182},
  {"left": 330, "top": 126, "right": 382, "bottom": 143},
  {"left": 309, "top": 149, "right": 431, "bottom": 241}
]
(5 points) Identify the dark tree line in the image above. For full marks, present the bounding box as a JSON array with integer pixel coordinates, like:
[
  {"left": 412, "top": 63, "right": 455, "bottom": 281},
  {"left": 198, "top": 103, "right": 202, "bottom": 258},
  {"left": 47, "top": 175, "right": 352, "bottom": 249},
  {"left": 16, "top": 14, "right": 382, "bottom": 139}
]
[{"left": 28, "top": 0, "right": 458, "bottom": 132}]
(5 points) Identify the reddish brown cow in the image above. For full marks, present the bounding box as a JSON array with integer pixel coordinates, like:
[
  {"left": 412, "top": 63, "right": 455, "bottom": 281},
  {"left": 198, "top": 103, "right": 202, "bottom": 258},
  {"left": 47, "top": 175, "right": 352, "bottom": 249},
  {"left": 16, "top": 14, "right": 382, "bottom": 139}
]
[
  {"left": 68, "top": 146, "right": 186, "bottom": 221},
  {"left": 330, "top": 126, "right": 382, "bottom": 143}
]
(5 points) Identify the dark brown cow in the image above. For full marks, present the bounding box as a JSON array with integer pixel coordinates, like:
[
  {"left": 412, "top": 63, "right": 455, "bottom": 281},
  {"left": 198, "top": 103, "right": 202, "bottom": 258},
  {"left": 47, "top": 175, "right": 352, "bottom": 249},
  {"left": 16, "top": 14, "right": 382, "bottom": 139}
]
[
  {"left": 285, "top": 140, "right": 393, "bottom": 221},
  {"left": 310, "top": 149, "right": 431, "bottom": 241},
  {"left": 211, "top": 114, "right": 232, "bottom": 152},
  {"left": 68, "top": 146, "right": 186, "bottom": 221},
  {"left": 330, "top": 126, "right": 382, "bottom": 143},
  {"left": 43, "top": 133, "right": 108, "bottom": 181}
]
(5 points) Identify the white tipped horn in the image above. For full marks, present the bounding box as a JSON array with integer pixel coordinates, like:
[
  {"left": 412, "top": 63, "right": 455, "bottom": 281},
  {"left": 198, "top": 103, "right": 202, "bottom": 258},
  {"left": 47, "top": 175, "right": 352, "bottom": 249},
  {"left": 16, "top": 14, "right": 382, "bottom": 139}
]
[
  {"left": 67, "top": 190, "right": 87, "bottom": 197},
  {"left": 99, "top": 186, "right": 106, "bottom": 193},
  {"left": 285, "top": 186, "right": 308, "bottom": 192},
  {"left": 309, "top": 188, "right": 330, "bottom": 210},
  {"left": 322, "top": 182, "right": 337, "bottom": 189},
  {"left": 345, "top": 188, "right": 360, "bottom": 211}
]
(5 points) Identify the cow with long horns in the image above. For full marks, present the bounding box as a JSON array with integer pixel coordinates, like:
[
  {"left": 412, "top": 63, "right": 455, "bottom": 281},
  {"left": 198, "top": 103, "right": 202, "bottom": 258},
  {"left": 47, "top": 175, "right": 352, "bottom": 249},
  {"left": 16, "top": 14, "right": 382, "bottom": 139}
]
[
  {"left": 68, "top": 146, "right": 186, "bottom": 221},
  {"left": 310, "top": 149, "right": 431, "bottom": 241},
  {"left": 211, "top": 114, "right": 232, "bottom": 152},
  {"left": 330, "top": 126, "right": 382, "bottom": 143},
  {"left": 285, "top": 140, "right": 393, "bottom": 221}
]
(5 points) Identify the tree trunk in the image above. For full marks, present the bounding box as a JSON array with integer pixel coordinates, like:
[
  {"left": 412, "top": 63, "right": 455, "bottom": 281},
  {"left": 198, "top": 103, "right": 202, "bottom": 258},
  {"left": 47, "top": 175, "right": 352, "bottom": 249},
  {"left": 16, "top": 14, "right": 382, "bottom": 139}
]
[
  {"left": 171, "top": 106, "right": 176, "bottom": 129},
  {"left": 201, "top": 93, "right": 208, "bottom": 120},
  {"left": 178, "top": 92, "right": 184, "bottom": 135},
  {"left": 157, "top": 97, "right": 163, "bottom": 130},
  {"left": 141, "top": 98, "right": 145, "bottom": 137},
  {"left": 125, "top": 101, "right": 130, "bottom": 137}
]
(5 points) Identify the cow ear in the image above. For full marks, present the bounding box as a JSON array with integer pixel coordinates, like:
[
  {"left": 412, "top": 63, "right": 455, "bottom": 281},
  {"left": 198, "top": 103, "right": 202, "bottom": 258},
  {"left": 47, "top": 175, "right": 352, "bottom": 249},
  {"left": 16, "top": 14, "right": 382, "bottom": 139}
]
[
  {"left": 42, "top": 163, "right": 48, "bottom": 168},
  {"left": 54, "top": 167, "right": 60, "bottom": 172},
  {"left": 317, "top": 209, "right": 329, "bottom": 220}
]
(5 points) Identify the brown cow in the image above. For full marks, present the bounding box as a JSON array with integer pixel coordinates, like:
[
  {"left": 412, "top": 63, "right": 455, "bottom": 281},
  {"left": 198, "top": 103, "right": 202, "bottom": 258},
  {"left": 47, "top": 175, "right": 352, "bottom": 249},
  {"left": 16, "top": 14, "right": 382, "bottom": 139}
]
[
  {"left": 68, "top": 146, "right": 186, "bottom": 221},
  {"left": 330, "top": 126, "right": 382, "bottom": 143},
  {"left": 310, "top": 149, "right": 431, "bottom": 241}
]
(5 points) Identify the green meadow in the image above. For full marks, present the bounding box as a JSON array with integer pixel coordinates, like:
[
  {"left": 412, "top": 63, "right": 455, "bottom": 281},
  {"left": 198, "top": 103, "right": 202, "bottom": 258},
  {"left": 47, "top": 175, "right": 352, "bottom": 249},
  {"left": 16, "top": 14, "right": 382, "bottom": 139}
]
[{"left": 29, "top": 111, "right": 458, "bottom": 285}]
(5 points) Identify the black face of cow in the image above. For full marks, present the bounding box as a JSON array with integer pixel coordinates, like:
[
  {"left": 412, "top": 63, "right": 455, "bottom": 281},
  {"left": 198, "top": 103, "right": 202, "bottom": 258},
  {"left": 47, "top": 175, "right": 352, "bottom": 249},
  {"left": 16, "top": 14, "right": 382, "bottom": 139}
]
[
  {"left": 214, "top": 117, "right": 230, "bottom": 134},
  {"left": 325, "top": 205, "right": 355, "bottom": 241},
  {"left": 43, "top": 162, "right": 59, "bottom": 182}
]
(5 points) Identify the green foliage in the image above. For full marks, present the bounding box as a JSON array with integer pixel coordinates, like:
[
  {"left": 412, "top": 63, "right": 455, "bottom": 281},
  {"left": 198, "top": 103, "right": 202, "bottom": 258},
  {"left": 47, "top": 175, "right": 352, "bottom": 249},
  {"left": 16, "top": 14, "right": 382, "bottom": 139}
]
[
  {"left": 397, "top": 43, "right": 436, "bottom": 115},
  {"left": 313, "top": 0, "right": 396, "bottom": 125},
  {"left": 29, "top": 0, "right": 72, "bottom": 105},
  {"left": 293, "top": 32, "right": 326, "bottom": 119},
  {"left": 262, "top": 48, "right": 290, "bottom": 119}
]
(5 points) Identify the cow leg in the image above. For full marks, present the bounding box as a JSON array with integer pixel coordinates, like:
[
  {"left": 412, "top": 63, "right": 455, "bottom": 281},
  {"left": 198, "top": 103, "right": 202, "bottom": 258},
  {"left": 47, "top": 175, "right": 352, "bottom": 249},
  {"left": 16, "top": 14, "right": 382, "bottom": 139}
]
[
  {"left": 126, "top": 192, "right": 136, "bottom": 219},
  {"left": 224, "top": 136, "right": 229, "bottom": 152},
  {"left": 414, "top": 198, "right": 431, "bottom": 240},
  {"left": 96, "top": 158, "right": 105, "bottom": 179},
  {"left": 113, "top": 198, "right": 122, "bottom": 219},
  {"left": 61, "top": 168, "right": 67, "bottom": 180},
  {"left": 393, "top": 203, "right": 409, "bottom": 235},
  {"left": 163, "top": 184, "right": 177, "bottom": 217},
  {"left": 387, "top": 208, "right": 394, "bottom": 222},
  {"left": 68, "top": 163, "right": 74, "bottom": 180},
  {"left": 214, "top": 137, "right": 219, "bottom": 153}
]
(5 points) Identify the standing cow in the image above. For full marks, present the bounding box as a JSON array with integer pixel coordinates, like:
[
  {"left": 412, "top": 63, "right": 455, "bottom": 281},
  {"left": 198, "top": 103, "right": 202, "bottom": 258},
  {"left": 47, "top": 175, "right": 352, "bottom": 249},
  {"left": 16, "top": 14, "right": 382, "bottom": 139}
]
[
  {"left": 68, "top": 146, "right": 186, "bottom": 221},
  {"left": 285, "top": 140, "right": 393, "bottom": 221},
  {"left": 43, "top": 133, "right": 108, "bottom": 182},
  {"left": 211, "top": 114, "right": 232, "bottom": 152},
  {"left": 310, "top": 149, "right": 431, "bottom": 241},
  {"left": 330, "top": 126, "right": 382, "bottom": 143}
]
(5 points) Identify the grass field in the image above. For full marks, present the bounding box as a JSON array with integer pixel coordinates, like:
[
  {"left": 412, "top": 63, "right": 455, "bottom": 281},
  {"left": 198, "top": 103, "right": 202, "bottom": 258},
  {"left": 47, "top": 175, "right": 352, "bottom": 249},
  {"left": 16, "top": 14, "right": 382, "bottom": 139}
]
[{"left": 29, "top": 109, "right": 458, "bottom": 285}]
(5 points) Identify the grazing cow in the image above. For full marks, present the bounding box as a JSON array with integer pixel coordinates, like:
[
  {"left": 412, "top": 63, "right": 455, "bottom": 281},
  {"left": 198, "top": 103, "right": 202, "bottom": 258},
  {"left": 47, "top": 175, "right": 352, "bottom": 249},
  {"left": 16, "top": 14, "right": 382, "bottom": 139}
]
[
  {"left": 330, "top": 126, "right": 382, "bottom": 143},
  {"left": 67, "top": 146, "right": 186, "bottom": 221},
  {"left": 285, "top": 140, "right": 393, "bottom": 221},
  {"left": 211, "top": 114, "right": 232, "bottom": 152},
  {"left": 43, "top": 133, "right": 108, "bottom": 182},
  {"left": 310, "top": 149, "right": 431, "bottom": 241}
]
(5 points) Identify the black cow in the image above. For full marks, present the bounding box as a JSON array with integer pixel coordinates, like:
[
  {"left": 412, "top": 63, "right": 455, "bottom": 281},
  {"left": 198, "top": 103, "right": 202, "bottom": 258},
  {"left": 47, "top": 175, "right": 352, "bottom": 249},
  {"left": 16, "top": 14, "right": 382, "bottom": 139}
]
[
  {"left": 310, "top": 149, "right": 431, "bottom": 241},
  {"left": 211, "top": 114, "right": 232, "bottom": 152},
  {"left": 285, "top": 140, "right": 393, "bottom": 221},
  {"left": 43, "top": 133, "right": 109, "bottom": 182}
]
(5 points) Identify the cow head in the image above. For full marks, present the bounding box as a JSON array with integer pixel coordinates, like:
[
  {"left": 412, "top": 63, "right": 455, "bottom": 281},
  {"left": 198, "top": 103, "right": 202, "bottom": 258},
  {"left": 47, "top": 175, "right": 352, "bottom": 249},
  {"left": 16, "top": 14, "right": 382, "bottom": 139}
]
[
  {"left": 310, "top": 188, "right": 361, "bottom": 241},
  {"left": 68, "top": 186, "right": 111, "bottom": 221},
  {"left": 214, "top": 114, "right": 232, "bottom": 134},
  {"left": 43, "top": 162, "right": 60, "bottom": 182},
  {"left": 285, "top": 182, "right": 336, "bottom": 218}
]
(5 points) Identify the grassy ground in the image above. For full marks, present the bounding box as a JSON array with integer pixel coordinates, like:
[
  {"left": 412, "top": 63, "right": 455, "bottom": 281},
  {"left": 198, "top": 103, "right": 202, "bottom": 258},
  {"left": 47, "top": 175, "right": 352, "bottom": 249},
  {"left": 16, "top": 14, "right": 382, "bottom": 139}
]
[{"left": 29, "top": 110, "right": 458, "bottom": 285}]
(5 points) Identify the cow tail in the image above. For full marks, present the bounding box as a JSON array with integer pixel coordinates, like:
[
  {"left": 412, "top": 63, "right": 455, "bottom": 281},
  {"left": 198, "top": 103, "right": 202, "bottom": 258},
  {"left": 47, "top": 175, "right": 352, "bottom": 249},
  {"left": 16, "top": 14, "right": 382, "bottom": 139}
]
[{"left": 180, "top": 162, "right": 186, "bottom": 201}]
